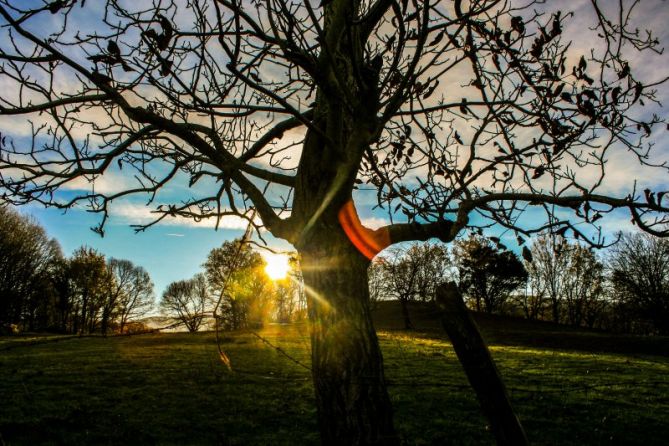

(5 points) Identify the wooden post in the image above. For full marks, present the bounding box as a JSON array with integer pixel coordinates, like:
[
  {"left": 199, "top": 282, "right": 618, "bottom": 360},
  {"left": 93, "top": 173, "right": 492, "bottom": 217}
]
[{"left": 435, "top": 282, "right": 528, "bottom": 446}]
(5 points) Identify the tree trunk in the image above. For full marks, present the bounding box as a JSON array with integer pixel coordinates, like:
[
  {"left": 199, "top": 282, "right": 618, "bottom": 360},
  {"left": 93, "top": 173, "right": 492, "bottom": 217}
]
[
  {"left": 101, "top": 305, "right": 110, "bottom": 335},
  {"left": 399, "top": 296, "right": 414, "bottom": 329},
  {"left": 436, "top": 282, "right": 528, "bottom": 446},
  {"left": 298, "top": 227, "right": 399, "bottom": 446},
  {"left": 80, "top": 292, "right": 88, "bottom": 335},
  {"left": 119, "top": 313, "right": 128, "bottom": 334},
  {"left": 231, "top": 298, "right": 239, "bottom": 330},
  {"left": 551, "top": 298, "right": 560, "bottom": 323}
]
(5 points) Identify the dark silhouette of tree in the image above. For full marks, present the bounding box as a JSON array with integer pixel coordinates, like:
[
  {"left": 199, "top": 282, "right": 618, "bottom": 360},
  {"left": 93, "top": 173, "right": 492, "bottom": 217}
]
[
  {"left": 609, "top": 233, "right": 669, "bottom": 334},
  {"left": 568, "top": 248, "right": 605, "bottom": 329},
  {"left": 0, "top": 206, "right": 62, "bottom": 330},
  {"left": 106, "top": 258, "right": 154, "bottom": 334},
  {"left": 524, "top": 234, "right": 604, "bottom": 326},
  {"left": 68, "top": 246, "right": 109, "bottom": 334},
  {"left": 378, "top": 242, "right": 450, "bottom": 328},
  {"left": 1, "top": 0, "right": 667, "bottom": 443},
  {"left": 101, "top": 258, "right": 131, "bottom": 335},
  {"left": 161, "top": 273, "right": 211, "bottom": 333},
  {"left": 49, "top": 256, "right": 73, "bottom": 332},
  {"left": 524, "top": 234, "right": 568, "bottom": 322},
  {"left": 454, "top": 235, "right": 527, "bottom": 314}
]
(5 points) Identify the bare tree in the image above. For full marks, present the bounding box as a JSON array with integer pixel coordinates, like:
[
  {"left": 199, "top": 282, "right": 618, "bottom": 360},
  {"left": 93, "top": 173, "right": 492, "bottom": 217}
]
[
  {"left": 517, "top": 279, "right": 545, "bottom": 321},
  {"left": 101, "top": 258, "right": 132, "bottom": 335},
  {"left": 1, "top": 0, "right": 667, "bottom": 443},
  {"left": 562, "top": 245, "right": 605, "bottom": 327},
  {"left": 161, "top": 274, "right": 211, "bottom": 333},
  {"left": 608, "top": 233, "right": 669, "bottom": 334},
  {"left": 525, "top": 234, "right": 570, "bottom": 322},
  {"left": 367, "top": 258, "right": 389, "bottom": 309},
  {"left": 524, "top": 233, "right": 605, "bottom": 326},
  {"left": 378, "top": 242, "right": 450, "bottom": 328},
  {"left": 107, "top": 259, "right": 154, "bottom": 333}
]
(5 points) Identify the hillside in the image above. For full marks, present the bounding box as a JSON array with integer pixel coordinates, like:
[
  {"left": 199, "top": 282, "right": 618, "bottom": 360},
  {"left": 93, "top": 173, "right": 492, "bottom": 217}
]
[
  {"left": 0, "top": 305, "right": 667, "bottom": 445},
  {"left": 373, "top": 300, "right": 669, "bottom": 356}
]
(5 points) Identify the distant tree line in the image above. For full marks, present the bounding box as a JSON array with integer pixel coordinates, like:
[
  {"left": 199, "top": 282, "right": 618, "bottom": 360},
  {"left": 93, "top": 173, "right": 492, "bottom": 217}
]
[
  {"left": 0, "top": 206, "right": 154, "bottom": 334},
  {"left": 160, "top": 239, "right": 305, "bottom": 332},
  {"left": 4, "top": 203, "right": 665, "bottom": 336},
  {"left": 371, "top": 233, "right": 669, "bottom": 335}
]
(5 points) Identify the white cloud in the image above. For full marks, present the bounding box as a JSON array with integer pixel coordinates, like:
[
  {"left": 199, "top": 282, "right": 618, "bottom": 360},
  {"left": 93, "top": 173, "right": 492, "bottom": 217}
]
[
  {"left": 110, "top": 202, "right": 256, "bottom": 230},
  {"left": 361, "top": 216, "right": 390, "bottom": 230},
  {"left": 61, "top": 171, "right": 131, "bottom": 195}
]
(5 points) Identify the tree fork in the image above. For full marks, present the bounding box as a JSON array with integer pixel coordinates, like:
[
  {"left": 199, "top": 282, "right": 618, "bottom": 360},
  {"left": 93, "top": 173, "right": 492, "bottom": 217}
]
[{"left": 435, "top": 282, "right": 528, "bottom": 446}]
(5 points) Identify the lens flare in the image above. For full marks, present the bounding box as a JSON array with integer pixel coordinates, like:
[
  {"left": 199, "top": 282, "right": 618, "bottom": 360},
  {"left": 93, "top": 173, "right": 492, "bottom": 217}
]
[
  {"left": 263, "top": 252, "right": 291, "bottom": 280},
  {"left": 338, "top": 200, "right": 391, "bottom": 260}
]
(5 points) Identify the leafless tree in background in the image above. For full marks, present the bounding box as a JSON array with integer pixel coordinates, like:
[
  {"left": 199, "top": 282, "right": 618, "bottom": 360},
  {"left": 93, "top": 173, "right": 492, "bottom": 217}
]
[
  {"left": 378, "top": 242, "right": 450, "bottom": 328},
  {"left": 524, "top": 234, "right": 604, "bottom": 325},
  {"left": 367, "top": 258, "right": 388, "bottom": 309},
  {"left": 609, "top": 233, "right": 669, "bottom": 334},
  {"left": 525, "top": 234, "right": 570, "bottom": 322},
  {"left": 1, "top": 0, "right": 667, "bottom": 443},
  {"left": 107, "top": 258, "right": 155, "bottom": 333},
  {"left": 161, "top": 273, "right": 211, "bottom": 333}
]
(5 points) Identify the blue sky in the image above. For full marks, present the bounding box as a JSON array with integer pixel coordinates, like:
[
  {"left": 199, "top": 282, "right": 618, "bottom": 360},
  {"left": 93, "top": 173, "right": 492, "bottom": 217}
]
[{"left": 25, "top": 205, "right": 253, "bottom": 299}]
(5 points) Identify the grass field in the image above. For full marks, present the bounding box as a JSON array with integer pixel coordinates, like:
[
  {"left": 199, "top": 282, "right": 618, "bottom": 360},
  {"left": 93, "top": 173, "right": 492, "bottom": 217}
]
[{"left": 1, "top": 304, "right": 668, "bottom": 445}]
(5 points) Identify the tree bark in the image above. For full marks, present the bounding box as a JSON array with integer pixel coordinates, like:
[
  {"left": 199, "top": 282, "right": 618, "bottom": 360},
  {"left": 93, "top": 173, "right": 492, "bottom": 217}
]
[
  {"left": 436, "top": 282, "right": 528, "bottom": 446},
  {"left": 299, "top": 226, "right": 399, "bottom": 446}
]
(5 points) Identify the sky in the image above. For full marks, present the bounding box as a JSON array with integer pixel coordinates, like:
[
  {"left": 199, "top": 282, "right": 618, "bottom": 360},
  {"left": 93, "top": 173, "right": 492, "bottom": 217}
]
[
  {"left": 24, "top": 205, "right": 253, "bottom": 299},
  {"left": 2, "top": 0, "right": 669, "bottom": 299}
]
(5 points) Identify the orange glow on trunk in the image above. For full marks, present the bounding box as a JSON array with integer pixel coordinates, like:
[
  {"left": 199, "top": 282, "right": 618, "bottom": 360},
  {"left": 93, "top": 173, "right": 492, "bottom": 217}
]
[{"left": 338, "top": 200, "right": 391, "bottom": 260}]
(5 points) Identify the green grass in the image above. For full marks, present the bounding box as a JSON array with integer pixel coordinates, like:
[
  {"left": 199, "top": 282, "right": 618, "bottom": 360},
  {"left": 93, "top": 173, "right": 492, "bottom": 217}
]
[{"left": 1, "top": 311, "right": 668, "bottom": 445}]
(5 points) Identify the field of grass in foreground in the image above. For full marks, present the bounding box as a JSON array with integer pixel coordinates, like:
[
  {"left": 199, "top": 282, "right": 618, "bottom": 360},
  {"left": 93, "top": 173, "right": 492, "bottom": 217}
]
[{"left": 1, "top": 311, "right": 668, "bottom": 445}]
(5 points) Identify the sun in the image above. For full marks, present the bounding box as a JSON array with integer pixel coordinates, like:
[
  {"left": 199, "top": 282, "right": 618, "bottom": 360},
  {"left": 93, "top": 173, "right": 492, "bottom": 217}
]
[{"left": 263, "top": 252, "right": 291, "bottom": 280}]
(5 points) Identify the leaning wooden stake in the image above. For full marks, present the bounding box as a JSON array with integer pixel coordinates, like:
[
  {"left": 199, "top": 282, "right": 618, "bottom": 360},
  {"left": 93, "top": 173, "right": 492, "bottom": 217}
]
[{"left": 435, "top": 282, "right": 529, "bottom": 446}]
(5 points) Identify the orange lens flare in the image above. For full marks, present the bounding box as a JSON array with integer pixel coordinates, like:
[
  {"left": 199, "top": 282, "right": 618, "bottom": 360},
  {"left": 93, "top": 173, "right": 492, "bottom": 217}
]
[{"left": 338, "top": 200, "right": 391, "bottom": 260}]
